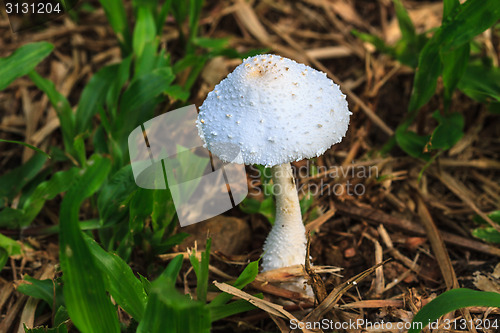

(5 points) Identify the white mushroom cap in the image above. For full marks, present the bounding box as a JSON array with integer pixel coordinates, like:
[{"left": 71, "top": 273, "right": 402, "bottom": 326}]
[{"left": 196, "top": 54, "right": 351, "bottom": 167}]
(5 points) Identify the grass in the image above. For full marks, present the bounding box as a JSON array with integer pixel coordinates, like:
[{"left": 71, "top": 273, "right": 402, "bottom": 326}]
[{"left": 1, "top": 0, "right": 500, "bottom": 332}]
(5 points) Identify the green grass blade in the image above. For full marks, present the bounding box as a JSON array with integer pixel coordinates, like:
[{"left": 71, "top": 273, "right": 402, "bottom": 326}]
[
  {"left": 75, "top": 63, "right": 126, "bottom": 135},
  {"left": 0, "top": 42, "right": 53, "bottom": 90},
  {"left": 83, "top": 234, "right": 147, "bottom": 321},
  {"left": 129, "top": 188, "right": 154, "bottom": 235},
  {"left": 442, "top": 0, "right": 460, "bottom": 22},
  {"left": 137, "top": 255, "right": 211, "bottom": 333},
  {"left": 114, "top": 68, "right": 174, "bottom": 141},
  {"left": 395, "top": 127, "right": 431, "bottom": 160},
  {"left": 392, "top": 0, "right": 415, "bottom": 41},
  {"left": 27, "top": 71, "right": 75, "bottom": 155},
  {"left": 188, "top": 0, "right": 204, "bottom": 43},
  {"left": 472, "top": 227, "right": 500, "bottom": 244},
  {"left": 458, "top": 63, "right": 500, "bottom": 103},
  {"left": 209, "top": 260, "right": 259, "bottom": 307},
  {"left": 151, "top": 187, "right": 176, "bottom": 238},
  {"left": 119, "top": 68, "right": 175, "bottom": 115},
  {"left": 430, "top": 111, "right": 464, "bottom": 150},
  {"left": 0, "top": 139, "right": 50, "bottom": 158},
  {"left": 17, "top": 276, "right": 55, "bottom": 307},
  {"left": 408, "top": 0, "right": 500, "bottom": 114},
  {"left": 59, "top": 155, "right": 120, "bottom": 333},
  {"left": 156, "top": 0, "right": 173, "bottom": 35},
  {"left": 97, "top": 165, "right": 137, "bottom": 225},
  {"left": 161, "top": 254, "right": 184, "bottom": 284},
  {"left": 409, "top": 288, "right": 500, "bottom": 333},
  {"left": 473, "top": 211, "right": 500, "bottom": 226},
  {"left": 133, "top": 7, "right": 157, "bottom": 58},
  {"left": 0, "top": 234, "right": 22, "bottom": 271},
  {"left": 210, "top": 299, "right": 256, "bottom": 322},
  {"left": 98, "top": 0, "right": 131, "bottom": 54},
  {"left": 440, "top": 43, "right": 469, "bottom": 108},
  {"left": 440, "top": 0, "right": 500, "bottom": 52},
  {"left": 408, "top": 41, "right": 442, "bottom": 112},
  {"left": 16, "top": 167, "right": 80, "bottom": 228},
  {"left": 24, "top": 323, "right": 68, "bottom": 333},
  {"left": 189, "top": 238, "right": 211, "bottom": 303},
  {"left": 0, "top": 153, "right": 47, "bottom": 201}
]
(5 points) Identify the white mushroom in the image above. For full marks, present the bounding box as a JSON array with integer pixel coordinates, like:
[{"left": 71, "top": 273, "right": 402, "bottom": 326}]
[{"left": 196, "top": 54, "right": 351, "bottom": 289}]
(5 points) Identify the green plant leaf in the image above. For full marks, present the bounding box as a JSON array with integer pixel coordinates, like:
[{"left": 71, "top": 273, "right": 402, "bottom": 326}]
[
  {"left": 98, "top": 165, "right": 137, "bottom": 226},
  {"left": 240, "top": 196, "right": 276, "bottom": 225},
  {"left": 164, "top": 145, "right": 210, "bottom": 205},
  {"left": 0, "top": 208, "right": 26, "bottom": 229},
  {"left": 392, "top": 0, "right": 415, "bottom": 42},
  {"left": 115, "top": 68, "right": 175, "bottom": 141},
  {"left": 98, "top": 0, "right": 131, "bottom": 54},
  {"left": 408, "top": 40, "right": 442, "bottom": 112},
  {"left": 59, "top": 154, "right": 120, "bottom": 333},
  {"left": 0, "top": 139, "right": 51, "bottom": 158},
  {"left": 134, "top": 41, "right": 160, "bottom": 78},
  {"left": 0, "top": 234, "right": 21, "bottom": 270},
  {"left": 83, "top": 234, "right": 147, "bottom": 321},
  {"left": 75, "top": 62, "right": 127, "bottom": 134},
  {"left": 156, "top": 0, "right": 173, "bottom": 35},
  {"left": 429, "top": 111, "right": 464, "bottom": 150},
  {"left": 189, "top": 238, "right": 211, "bottom": 304},
  {"left": 472, "top": 227, "right": 500, "bottom": 244},
  {"left": 440, "top": 43, "right": 470, "bottom": 108},
  {"left": 395, "top": 128, "right": 431, "bottom": 160},
  {"left": 351, "top": 30, "right": 394, "bottom": 56},
  {"left": 13, "top": 167, "right": 80, "bottom": 228},
  {"left": 17, "top": 276, "right": 56, "bottom": 308},
  {"left": 442, "top": 0, "right": 461, "bottom": 22},
  {"left": 409, "top": 288, "right": 500, "bottom": 333},
  {"left": 439, "top": 0, "right": 500, "bottom": 53},
  {"left": 171, "top": 0, "right": 189, "bottom": 26},
  {"left": 129, "top": 188, "right": 154, "bottom": 234},
  {"left": 408, "top": 0, "right": 500, "bottom": 113},
  {"left": 152, "top": 232, "right": 189, "bottom": 255},
  {"left": 28, "top": 71, "right": 75, "bottom": 154},
  {"left": 151, "top": 187, "right": 176, "bottom": 238},
  {"left": 209, "top": 260, "right": 259, "bottom": 307},
  {"left": 133, "top": 6, "right": 157, "bottom": 57},
  {"left": 192, "top": 37, "right": 229, "bottom": 50},
  {"left": 164, "top": 84, "right": 190, "bottom": 102},
  {"left": 0, "top": 42, "right": 54, "bottom": 90},
  {"left": 139, "top": 283, "right": 211, "bottom": 333},
  {"left": 209, "top": 299, "right": 256, "bottom": 322},
  {"left": 137, "top": 254, "right": 210, "bottom": 333},
  {"left": 0, "top": 153, "right": 47, "bottom": 202},
  {"left": 53, "top": 306, "right": 69, "bottom": 327},
  {"left": 458, "top": 64, "right": 500, "bottom": 103},
  {"left": 188, "top": 0, "right": 204, "bottom": 43},
  {"left": 473, "top": 210, "right": 500, "bottom": 226},
  {"left": 300, "top": 191, "right": 314, "bottom": 216},
  {"left": 23, "top": 323, "right": 68, "bottom": 333}
]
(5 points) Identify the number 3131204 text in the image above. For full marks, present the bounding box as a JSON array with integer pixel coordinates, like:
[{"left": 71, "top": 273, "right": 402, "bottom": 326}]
[{"left": 5, "top": 2, "right": 62, "bottom": 14}]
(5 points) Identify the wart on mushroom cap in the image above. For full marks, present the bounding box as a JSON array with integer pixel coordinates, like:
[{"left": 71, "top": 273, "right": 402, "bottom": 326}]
[{"left": 196, "top": 54, "right": 351, "bottom": 167}]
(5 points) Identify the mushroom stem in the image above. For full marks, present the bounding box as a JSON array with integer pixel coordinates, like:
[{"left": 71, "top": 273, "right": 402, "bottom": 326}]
[{"left": 262, "top": 162, "right": 307, "bottom": 272}]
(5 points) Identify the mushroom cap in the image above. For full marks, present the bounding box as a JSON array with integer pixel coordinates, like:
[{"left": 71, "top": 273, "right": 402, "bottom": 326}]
[{"left": 196, "top": 54, "right": 351, "bottom": 167}]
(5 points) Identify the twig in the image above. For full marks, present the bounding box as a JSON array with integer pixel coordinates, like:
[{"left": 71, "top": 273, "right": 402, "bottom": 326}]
[
  {"left": 303, "top": 259, "right": 391, "bottom": 323},
  {"left": 213, "top": 281, "right": 315, "bottom": 333},
  {"left": 335, "top": 202, "right": 500, "bottom": 257}
]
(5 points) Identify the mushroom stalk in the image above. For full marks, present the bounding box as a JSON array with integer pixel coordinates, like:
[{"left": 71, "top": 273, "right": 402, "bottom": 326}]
[{"left": 262, "top": 162, "right": 307, "bottom": 272}]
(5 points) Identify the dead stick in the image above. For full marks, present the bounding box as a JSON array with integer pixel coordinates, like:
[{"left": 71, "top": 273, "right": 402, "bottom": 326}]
[{"left": 335, "top": 202, "right": 500, "bottom": 257}]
